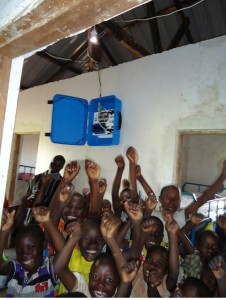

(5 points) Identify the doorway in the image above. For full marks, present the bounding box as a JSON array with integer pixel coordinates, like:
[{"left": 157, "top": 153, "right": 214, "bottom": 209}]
[
  {"left": 177, "top": 130, "right": 226, "bottom": 219},
  {"left": 6, "top": 133, "right": 39, "bottom": 206}
]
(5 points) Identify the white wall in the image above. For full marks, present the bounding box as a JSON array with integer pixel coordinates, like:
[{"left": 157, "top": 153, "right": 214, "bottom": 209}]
[{"left": 14, "top": 35, "right": 226, "bottom": 200}]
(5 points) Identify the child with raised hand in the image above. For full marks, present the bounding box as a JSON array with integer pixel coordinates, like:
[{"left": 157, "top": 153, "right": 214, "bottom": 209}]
[
  {"left": 181, "top": 230, "right": 220, "bottom": 279},
  {"left": 131, "top": 218, "right": 180, "bottom": 297},
  {"left": 0, "top": 208, "right": 58, "bottom": 297},
  {"left": 208, "top": 254, "right": 226, "bottom": 296},
  {"left": 54, "top": 218, "right": 122, "bottom": 297},
  {"left": 100, "top": 212, "right": 139, "bottom": 297},
  {"left": 32, "top": 206, "right": 105, "bottom": 295},
  {"left": 201, "top": 254, "right": 226, "bottom": 297},
  {"left": 152, "top": 160, "right": 226, "bottom": 246}
]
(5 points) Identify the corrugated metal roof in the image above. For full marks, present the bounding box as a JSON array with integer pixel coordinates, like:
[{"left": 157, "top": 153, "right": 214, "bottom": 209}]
[{"left": 20, "top": 0, "right": 226, "bottom": 90}]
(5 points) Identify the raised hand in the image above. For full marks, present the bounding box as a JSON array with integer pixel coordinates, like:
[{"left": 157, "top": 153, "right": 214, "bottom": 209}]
[
  {"left": 1, "top": 209, "right": 15, "bottom": 231},
  {"left": 99, "top": 178, "right": 107, "bottom": 195},
  {"left": 160, "top": 207, "right": 173, "bottom": 224},
  {"left": 32, "top": 206, "right": 50, "bottom": 223},
  {"left": 41, "top": 173, "right": 53, "bottom": 185},
  {"left": 100, "top": 212, "right": 122, "bottom": 240},
  {"left": 63, "top": 161, "right": 80, "bottom": 183},
  {"left": 135, "top": 164, "right": 142, "bottom": 179},
  {"left": 66, "top": 220, "right": 82, "bottom": 239},
  {"left": 126, "top": 146, "right": 138, "bottom": 164},
  {"left": 59, "top": 183, "right": 74, "bottom": 203},
  {"left": 124, "top": 201, "right": 142, "bottom": 222},
  {"left": 141, "top": 217, "right": 158, "bottom": 233},
  {"left": 209, "top": 255, "right": 226, "bottom": 279},
  {"left": 190, "top": 212, "right": 205, "bottom": 225},
  {"left": 121, "top": 259, "right": 139, "bottom": 283},
  {"left": 115, "top": 155, "right": 125, "bottom": 169},
  {"left": 101, "top": 199, "right": 112, "bottom": 214},
  {"left": 145, "top": 192, "right": 158, "bottom": 211},
  {"left": 123, "top": 179, "right": 130, "bottom": 189},
  {"left": 166, "top": 219, "right": 179, "bottom": 234},
  {"left": 85, "top": 159, "right": 100, "bottom": 181}
]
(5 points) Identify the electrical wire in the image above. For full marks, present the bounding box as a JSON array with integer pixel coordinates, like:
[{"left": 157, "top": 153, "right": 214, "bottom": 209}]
[
  {"left": 114, "top": 0, "right": 205, "bottom": 23},
  {"left": 87, "top": 49, "right": 103, "bottom": 97},
  {"left": 44, "top": 50, "right": 89, "bottom": 64}
]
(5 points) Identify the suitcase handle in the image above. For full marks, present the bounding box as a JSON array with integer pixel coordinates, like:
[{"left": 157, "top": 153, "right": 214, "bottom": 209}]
[{"left": 117, "top": 112, "right": 122, "bottom": 130}]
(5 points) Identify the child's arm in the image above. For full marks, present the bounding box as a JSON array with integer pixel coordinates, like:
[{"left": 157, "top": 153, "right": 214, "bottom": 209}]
[
  {"left": 116, "top": 259, "right": 139, "bottom": 297},
  {"left": 126, "top": 146, "right": 138, "bottom": 196},
  {"left": 85, "top": 159, "right": 101, "bottom": 218},
  {"left": 54, "top": 221, "right": 82, "bottom": 292},
  {"left": 143, "top": 191, "right": 158, "bottom": 218},
  {"left": 0, "top": 209, "right": 15, "bottom": 275},
  {"left": 185, "top": 160, "right": 226, "bottom": 219},
  {"left": 123, "top": 201, "right": 143, "bottom": 260},
  {"left": 165, "top": 219, "right": 179, "bottom": 292},
  {"left": 32, "top": 174, "right": 53, "bottom": 206},
  {"left": 209, "top": 255, "right": 226, "bottom": 297},
  {"left": 100, "top": 213, "right": 126, "bottom": 271},
  {"left": 181, "top": 212, "right": 205, "bottom": 236},
  {"left": 112, "top": 155, "right": 125, "bottom": 217},
  {"left": 49, "top": 161, "right": 80, "bottom": 218},
  {"left": 136, "top": 164, "right": 156, "bottom": 197},
  {"left": 49, "top": 183, "right": 74, "bottom": 228},
  {"left": 32, "top": 206, "right": 65, "bottom": 252}
]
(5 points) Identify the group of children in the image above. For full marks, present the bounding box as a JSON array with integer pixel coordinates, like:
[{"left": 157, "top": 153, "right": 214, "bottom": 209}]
[{"left": 0, "top": 146, "right": 226, "bottom": 298}]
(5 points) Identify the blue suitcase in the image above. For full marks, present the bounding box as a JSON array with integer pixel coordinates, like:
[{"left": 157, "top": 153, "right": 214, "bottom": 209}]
[{"left": 46, "top": 94, "right": 122, "bottom": 146}]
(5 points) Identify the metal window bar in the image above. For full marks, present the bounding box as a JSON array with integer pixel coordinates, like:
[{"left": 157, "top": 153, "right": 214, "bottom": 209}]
[
  {"left": 182, "top": 182, "right": 226, "bottom": 220},
  {"left": 18, "top": 164, "right": 36, "bottom": 174}
]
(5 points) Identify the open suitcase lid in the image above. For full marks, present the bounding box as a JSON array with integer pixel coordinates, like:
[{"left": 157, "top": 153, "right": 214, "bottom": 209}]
[{"left": 47, "top": 94, "right": 122, "bottom": 146}]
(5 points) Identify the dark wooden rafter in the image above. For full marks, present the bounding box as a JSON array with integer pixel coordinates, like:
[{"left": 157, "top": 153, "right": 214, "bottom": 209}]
[
  {"left": 46, "top": 40, "right": 88, "bottom": 82},
  {"left": 173, "top": 0, "right": 194, "bottom": 43},
  {"left": 167, "top": 16, "right": 190, "bottom": 49},
  {"left": 146, "top": 1, "right": 162, "bottom": 53},
  {"left": 101, "top": 21, "right": 150, "bottom": 58},
  {"left": 36, "top": 51, "right": 82, "bottom": 75},
  {"left": 99, "top": 39, "right": 118, "bottom": 66}
]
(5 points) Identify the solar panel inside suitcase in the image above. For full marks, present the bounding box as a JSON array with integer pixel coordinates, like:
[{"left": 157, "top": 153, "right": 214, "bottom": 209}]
[{"left": 48, "top": 94, "right": 122, "bottom": 146}]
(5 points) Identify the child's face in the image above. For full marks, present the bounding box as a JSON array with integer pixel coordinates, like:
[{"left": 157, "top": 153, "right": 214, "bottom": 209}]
[
  {"left": 143, "top": 248, "right": 168, "bottom": 284},
  {"left": 144, "top": 221, "right": 163, "bottom": 250},
  {"left": 120, "top": 190, "right": 133, "bottom": 204},
  {"left": 197, "top": 234, "right": 219, "bottom": 263},
  {"left": 159, "top": 187, "right": 180, "bottom": 213},
  {"left": 63, "top": 196, "right": 87, "bottom": 223},
  {"left": 79, "top": 224, "right": 105, "bottom": 262},
  {"left": 89, "top": 258, "right": 119, "bottom": 297},
  {"left": 16, "top": 233, "right": 43, "bottom": 275}
]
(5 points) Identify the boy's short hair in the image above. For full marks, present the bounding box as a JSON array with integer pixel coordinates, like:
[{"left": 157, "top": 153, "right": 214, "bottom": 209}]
[
  {"left": 160, "top": 185, "right": 181, "bottom": 197},
  {"left": 181, "top": 276, "right": 211, "bottom": 297},
  {"left": 196, "top": 230, "right": 219, "bottom": 247},
  {"left": 15, "top": 224, "right": 44, "bottom": 245}
]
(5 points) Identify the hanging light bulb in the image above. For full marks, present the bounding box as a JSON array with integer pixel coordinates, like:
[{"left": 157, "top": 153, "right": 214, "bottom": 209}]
[{"left": 90, "top": 26, "right": 98, "bottom": 44}]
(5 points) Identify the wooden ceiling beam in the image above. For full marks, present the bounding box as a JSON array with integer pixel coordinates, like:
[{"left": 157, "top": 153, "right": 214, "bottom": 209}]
[
  {"left": 173, "top": 0, "right": 194, "bottom": 43},
  {"left": 167, "top": 17, "right": 190, "bottom": 50},
  {"left": 0, "top": 0, "right": 151, "bottom": 59},
  {"left": 146, "top": 1, "right": 162, "bottom": 53},
  {"left": 101, "top": 21, "right": 150, "bottom": 58},
  {"left": 41, "top": 40, "right": 88, "bottom": 84},
  {"left": 36, "top": 51, "right": 83, "bottom": 74}
]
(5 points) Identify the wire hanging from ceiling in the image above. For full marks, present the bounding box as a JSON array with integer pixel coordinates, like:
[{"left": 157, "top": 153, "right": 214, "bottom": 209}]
[{"left": 114, "top": 0, "right": 205, "bottom": 23}]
